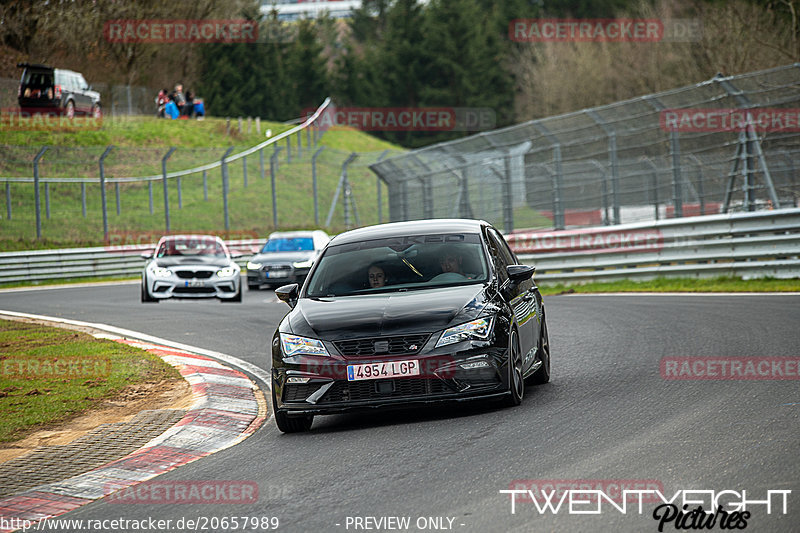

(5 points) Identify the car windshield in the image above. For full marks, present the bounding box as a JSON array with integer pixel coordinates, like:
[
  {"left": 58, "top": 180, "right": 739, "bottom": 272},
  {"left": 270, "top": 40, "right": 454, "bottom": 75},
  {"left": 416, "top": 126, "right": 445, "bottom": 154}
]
[
  {"left": 305, "top": 233, "right": 488, "bottom": 297},
  {"left": 261, "top": 237, "right": 314, "bottom": 253},
  {"left": 156, "top": 237, "right": 226, "bottom": 257}
]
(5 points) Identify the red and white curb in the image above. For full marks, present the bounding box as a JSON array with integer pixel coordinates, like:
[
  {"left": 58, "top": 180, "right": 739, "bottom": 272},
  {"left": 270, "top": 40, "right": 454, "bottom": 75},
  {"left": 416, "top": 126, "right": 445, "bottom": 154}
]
[{"left": 0, "top": 313, "right": 268, "bottom": 533}]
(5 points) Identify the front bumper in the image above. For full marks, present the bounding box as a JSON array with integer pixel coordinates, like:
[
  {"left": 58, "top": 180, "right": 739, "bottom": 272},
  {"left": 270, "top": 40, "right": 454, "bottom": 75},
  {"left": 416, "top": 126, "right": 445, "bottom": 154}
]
[
  {"left": 273, "top": 346, "right": 510, "bottom": 416},
  {"left": 247, "top": 266, "right": 309, "bottom": 287},
  {"left": 148, "top": 274, "right": 240, "bottom": 299}
]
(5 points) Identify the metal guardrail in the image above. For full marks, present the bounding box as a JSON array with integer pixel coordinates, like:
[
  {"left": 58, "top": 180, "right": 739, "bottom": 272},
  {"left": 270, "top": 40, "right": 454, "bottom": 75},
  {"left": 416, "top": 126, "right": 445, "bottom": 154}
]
[
  {"left": 0, "top": 240, "right": 262, "bottom": 285},
  {"left": 508, "top": 208, "right": 800, "bottom": 284},
  {"left": 2, "top": 210, "right": 799, "bottom": 285}
]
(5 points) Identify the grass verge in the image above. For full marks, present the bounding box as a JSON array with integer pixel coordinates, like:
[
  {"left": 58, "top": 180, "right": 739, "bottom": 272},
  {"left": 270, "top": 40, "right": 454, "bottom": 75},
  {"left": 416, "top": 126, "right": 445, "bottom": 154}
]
[
  {"left": 539, "top": 276, "right": 800, "bottom": 295},
  {"left": 0, "top": 319, "right": 182, "bottom": 443}
]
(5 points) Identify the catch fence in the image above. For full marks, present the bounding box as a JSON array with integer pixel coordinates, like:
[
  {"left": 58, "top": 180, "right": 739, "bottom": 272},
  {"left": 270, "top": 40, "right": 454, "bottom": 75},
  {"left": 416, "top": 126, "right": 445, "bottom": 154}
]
[{"left": 369, "top": 64, "right": 800, "bottom": 232}]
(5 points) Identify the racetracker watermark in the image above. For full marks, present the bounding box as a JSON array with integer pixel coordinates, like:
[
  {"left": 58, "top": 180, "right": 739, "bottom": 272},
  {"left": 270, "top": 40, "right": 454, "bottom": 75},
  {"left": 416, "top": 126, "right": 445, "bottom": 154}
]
[
  {"left": 307, "top": 107, "right": 496, "bottom": 132},
  {"left": 661, "top": 356, "right": 800, "bottom": 380},
  {"left": 509, "top": 19, "right": 702, "bottom": 42},
  {"left": 661, "top": 108, "right": 800, "bottom": 132},
  {"left": 507, "top": 228, "right": 663, "bottom": 254},
  {"left": 105, "top": 480, "right": 261, "bottom": 504},
  {"left": 104, "top": 20, "right": 258, "bottom": 43},
  {"left": 1, "top": 357, "right": 111, "bottom": 379},
  {"left": 1, "top": 108, "right": 102, "bottom": 130}
]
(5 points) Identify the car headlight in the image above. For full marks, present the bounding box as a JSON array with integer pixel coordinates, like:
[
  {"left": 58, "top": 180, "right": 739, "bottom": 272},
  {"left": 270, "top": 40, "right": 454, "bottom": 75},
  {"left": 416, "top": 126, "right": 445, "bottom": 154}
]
[
  {"left": 292, "top": 259, "right": 313, "bottom": 269},
  {"left": 246, "top": 261, "right": 262, "bottom": 270},
  {"left": 149, "top": 267, "right": 172, "bottom": 278},
  {"left": 436, "top": 317, "right": 494, "bottom": 348},
  {"left": 280, "top": 333, "right": 330, "bottom": 357},
  {"left": 217, "top": 266, "right": 238, "bottom": 278}
]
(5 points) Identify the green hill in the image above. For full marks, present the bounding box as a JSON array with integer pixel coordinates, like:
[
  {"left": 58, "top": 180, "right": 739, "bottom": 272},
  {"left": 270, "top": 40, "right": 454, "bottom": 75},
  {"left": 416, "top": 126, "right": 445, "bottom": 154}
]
[{"left": 0, "top": 115, "right": 403, "bottom": 250}]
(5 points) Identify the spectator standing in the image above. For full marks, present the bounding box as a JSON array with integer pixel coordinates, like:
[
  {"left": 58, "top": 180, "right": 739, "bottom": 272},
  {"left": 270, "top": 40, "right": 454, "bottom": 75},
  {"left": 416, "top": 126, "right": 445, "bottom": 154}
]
[
  {"left": 155, "top": 88, "right": 169, "bottom": 118},
  {"left": 181, "top": 89, "right": 195, "bottom": 118},
  {"left": 173, "top": 83, "right": 186, "bottom": 114}
]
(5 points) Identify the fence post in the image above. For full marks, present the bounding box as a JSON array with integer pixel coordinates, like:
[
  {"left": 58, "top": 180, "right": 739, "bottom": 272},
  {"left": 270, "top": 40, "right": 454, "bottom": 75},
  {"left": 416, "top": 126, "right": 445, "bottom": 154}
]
[
  {"left": 312, "top": 147, "right": 324, "bottom": 226},
  {"left": 326, "top": 153, "right": 358, "bottom": 228},
  {"left": 115, "top": 183, "right": 121, "bottom": 215},
  {"left": 177, "top": 177, "right": 182, "bottom": 209},
  {"left": 259, "top": 148, "right": 265, "bottom": 181},
  {"left": 376, "top": 149, "right": 390, "bottom": 224},
  {"left": 297, "top": 129, "right": 302, "bottom": 158},
  {"left": 270, "top": 147, "right": 283, "bottom": 228},
  {"left": 161, "top": 147, "right": 177, "bottom": 233},
  {"left": 81, "top": 182, "right": 87, "bottom": 217},
  {"left": 221, "top": 147, "right": 234, "bottom": 231},
  {"left": 642, "top": 157, "right": 659, "bottom": 221},
  {"left": 502, "top": 156, "right": 514, "bottom": 232},
  {"left": 203, "top": 170, "right": 208, "bottom": 201},
  {"left": 44, "top": 182, "right": 50, "bottom": 219},
  {"left": 286, "top": 136, "right": 292, "bottom": 163},
  {"left": 670, "top": 130, "right": 683, "bottom": 218},
  {"left": 5, "top": 181, "right": 10, "bottom": 220},
  {"left": 306, "top": 125, "right": 312, "bottom": 151},
  {"left": 33, "top": 146, "right": 48, "bottom": 239},
  {"left": 99, "top": 145, "right": 113, "bottom": 242},
  {"left": 243, "top": 155, "right": 248, "bottom": 188},
  {"left": 273, "top": 144, "right": 280, "bottom": 173}
]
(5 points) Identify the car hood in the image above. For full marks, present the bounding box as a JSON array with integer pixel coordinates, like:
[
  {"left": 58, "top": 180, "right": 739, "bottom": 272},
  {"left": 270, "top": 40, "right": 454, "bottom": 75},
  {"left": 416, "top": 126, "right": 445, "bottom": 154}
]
[
  {"left": 287, "top": 284, "right": 489, "bottom": 341},
  {"left": 251, "top": 251, "right": 315, "bottom": 264},
  {"left": 155, "top": 257, "right": 231, "bottom": 268}
]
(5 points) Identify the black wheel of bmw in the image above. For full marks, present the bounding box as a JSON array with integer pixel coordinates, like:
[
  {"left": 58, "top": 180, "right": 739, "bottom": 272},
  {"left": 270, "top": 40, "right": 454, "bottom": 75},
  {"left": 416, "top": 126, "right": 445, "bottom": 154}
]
[
  {"left": 529, "top": 315, "right": 551, "bottom": 385},
  {"left": 503, "top": 329, "right": 524, "bottom": 407},
  {"left": 272, "top": 386, "right": 313, "bottom": 433},
  {"left": 140, "top": 278, "right": 158, "bottom": 303}
]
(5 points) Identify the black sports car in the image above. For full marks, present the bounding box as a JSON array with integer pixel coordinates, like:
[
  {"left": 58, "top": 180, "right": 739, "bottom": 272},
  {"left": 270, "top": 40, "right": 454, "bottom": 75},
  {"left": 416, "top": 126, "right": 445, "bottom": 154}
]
[{"left": 270, "top": 219, "right": 550, "bottom": 433}]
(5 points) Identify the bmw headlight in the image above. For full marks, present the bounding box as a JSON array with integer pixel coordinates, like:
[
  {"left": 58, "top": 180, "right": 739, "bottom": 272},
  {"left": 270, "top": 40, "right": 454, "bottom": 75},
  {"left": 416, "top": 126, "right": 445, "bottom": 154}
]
[
  {"left": 149, "top": 266, "right": 172, "bottom": 278},
  {"left": 280, "top": 333, "right": 329, "bottom": 357},
  {"left": 217, "top": 266, "right": 237, "bottom": 278},
  {"left": 436, "top": 317, "right": 494, "bottom": 348},
  {"left": 246, "top": 261, "right": 262, "bottom": 270},
  {"left": 292, "top": 259, "right": 313, "bottom": 269}
]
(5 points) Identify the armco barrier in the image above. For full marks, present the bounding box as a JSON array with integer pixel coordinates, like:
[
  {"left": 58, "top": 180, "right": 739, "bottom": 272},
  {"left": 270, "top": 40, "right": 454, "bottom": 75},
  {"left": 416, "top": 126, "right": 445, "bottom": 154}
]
[
  {"left": 2, "top": 209, "right": 799, "bottom": 285},
  {"left": 508, "top": 208, "right": 800, "bottom": 284},
  {"left": 0, "top": 240, "right": 261, "bottom": 285}
]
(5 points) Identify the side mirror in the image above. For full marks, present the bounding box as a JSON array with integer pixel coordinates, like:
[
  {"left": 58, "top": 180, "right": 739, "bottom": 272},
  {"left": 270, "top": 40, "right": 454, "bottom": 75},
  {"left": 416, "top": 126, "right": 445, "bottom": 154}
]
[
  {"left": 140, "top": 252, "right": 153, "bottom": 259},
  {"left": 507, "top": 264, "right": 535, "bottom": 283},
  {"left": 275, "top": 283, "right": 299, "bottom": 308}
]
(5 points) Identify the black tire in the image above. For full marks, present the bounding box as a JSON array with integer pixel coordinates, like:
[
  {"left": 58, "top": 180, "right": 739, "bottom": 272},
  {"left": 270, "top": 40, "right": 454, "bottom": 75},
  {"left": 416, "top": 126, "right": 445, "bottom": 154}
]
[
  {"left": 221, "top": 286, "right": 242, "bottom": 303},
  {"left": 272, "top": 386, "right": 313, "bottom": 433},
  {"left": 140, "top": 279, "right": 158, "bottom": 303},
  {"left": 503, "top": 328, "right": 524, "bottom": 407},
  {"left": 528, "top": 316, "right": 551, "bottom": 385},
  {"left": 65, "top": 100, "right": 75, "bottom": 119}
]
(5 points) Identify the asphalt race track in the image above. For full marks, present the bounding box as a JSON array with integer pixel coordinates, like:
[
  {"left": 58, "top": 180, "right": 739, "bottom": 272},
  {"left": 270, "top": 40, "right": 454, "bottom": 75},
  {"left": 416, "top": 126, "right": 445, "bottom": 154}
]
[{"left": 1, "top": 284, "right": 798, "bottom": 532}]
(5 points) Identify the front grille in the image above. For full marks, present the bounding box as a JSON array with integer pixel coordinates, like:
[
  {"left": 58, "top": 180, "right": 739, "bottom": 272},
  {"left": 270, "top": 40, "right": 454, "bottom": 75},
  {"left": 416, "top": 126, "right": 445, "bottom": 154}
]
[
  {"left": 319, "top": 378, "right": 450, "bottom": 403},
  {"left": 334, "top": 334, "right": 430, "bottom": 357},
  {"left": 266, "top": 264, "right": 292, "bottom": 271},
  {"left": 174, "top": 270, "right": 214, "bottom": 279},
  {"left": 173, "top": 287, "right": 215, "bottom": 294},
  {"left": 283, "top": 382, "right": 325, "bottom": 402}
]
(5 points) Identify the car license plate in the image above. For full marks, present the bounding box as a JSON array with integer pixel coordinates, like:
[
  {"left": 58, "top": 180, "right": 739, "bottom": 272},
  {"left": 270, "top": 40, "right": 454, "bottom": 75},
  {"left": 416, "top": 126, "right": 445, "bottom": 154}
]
[
  {"left": 347, "top": 360, "right": 420, "bottom": 381},
  {"left": 185, "top": 280, "right": 206, "bottom": 287},
  {"left": 266, "top": 270, "right": 289, "bottom": 278}
]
